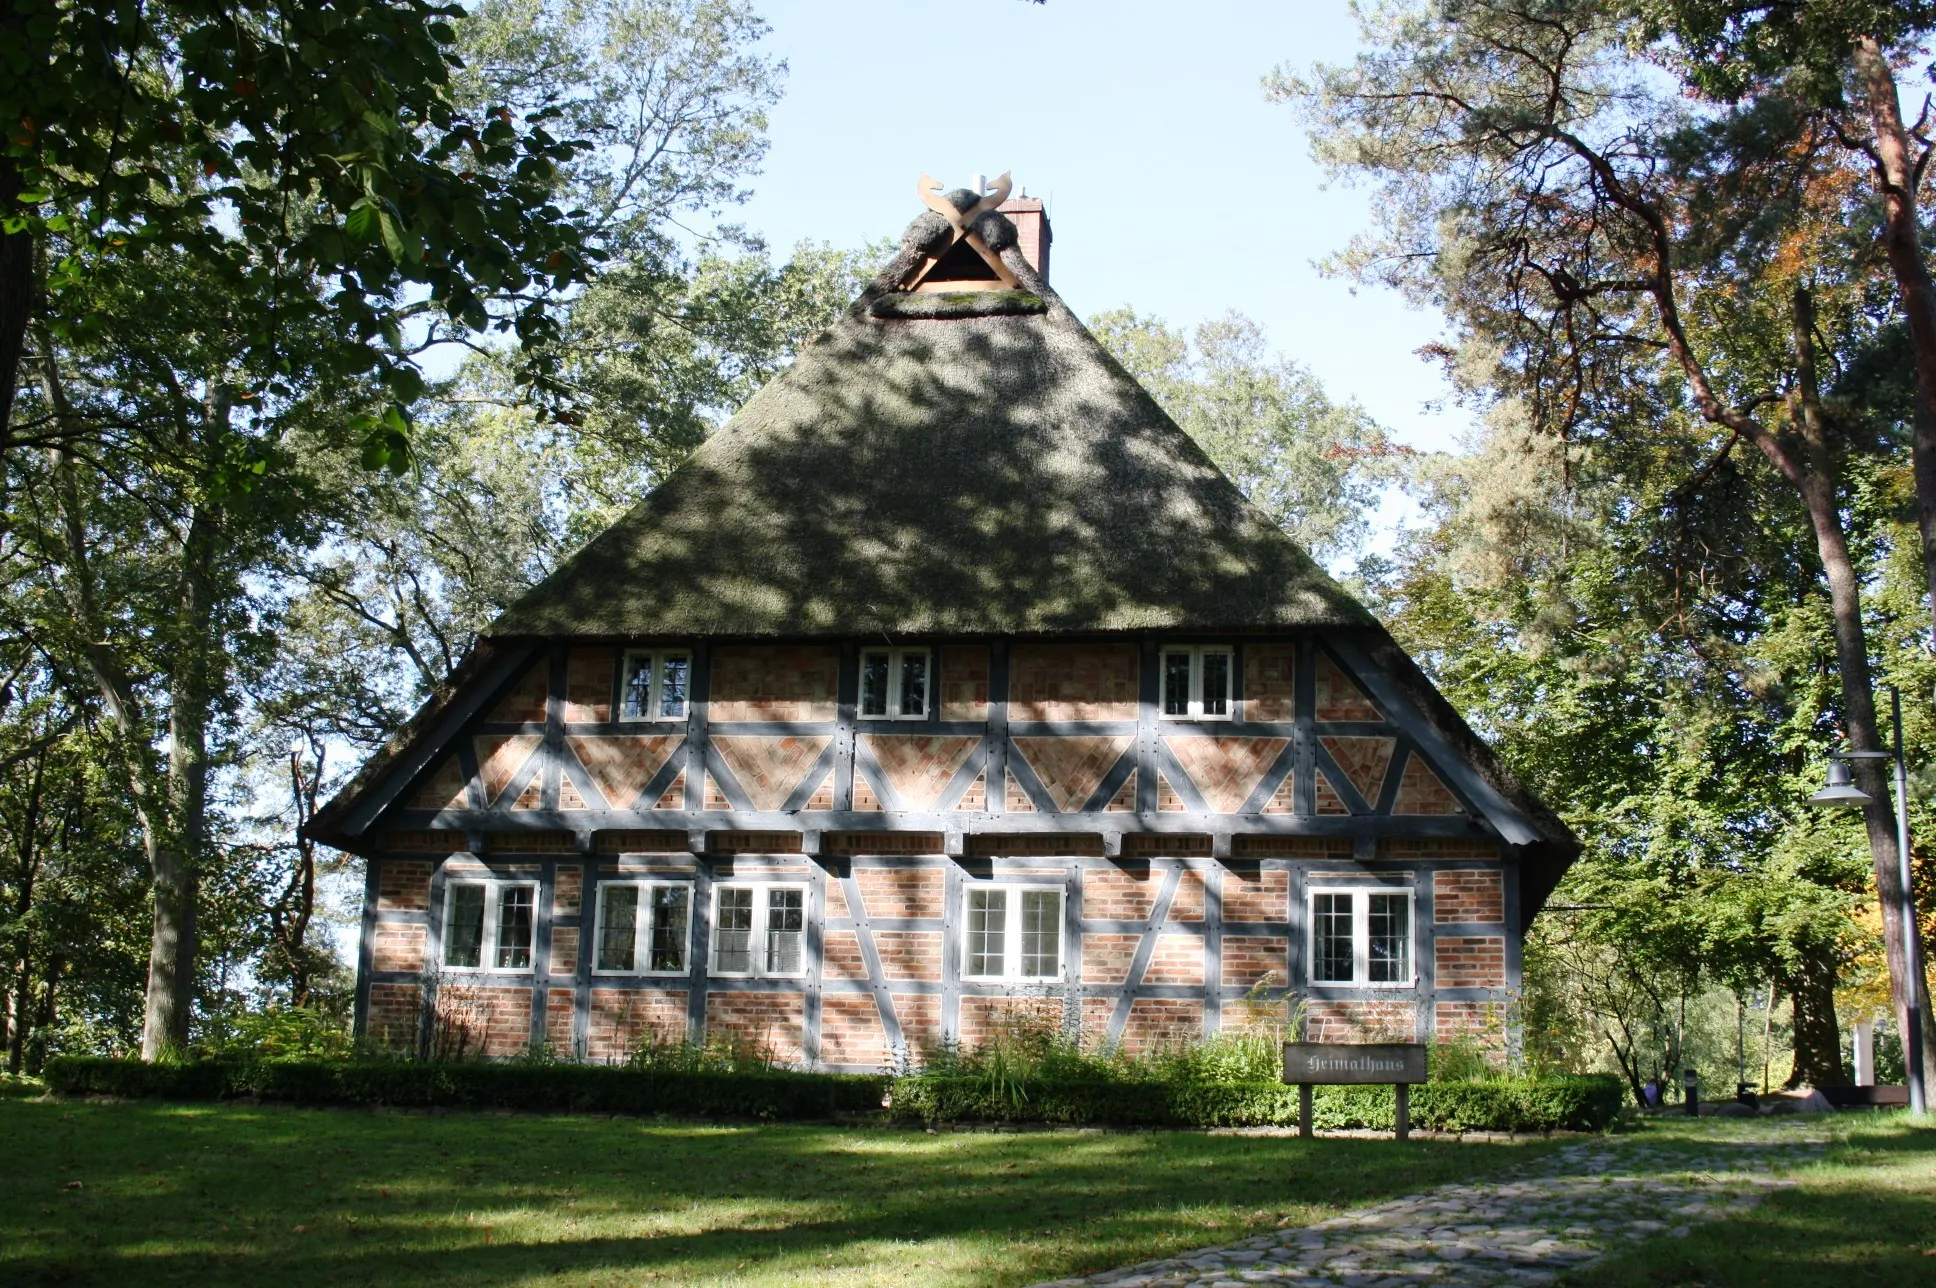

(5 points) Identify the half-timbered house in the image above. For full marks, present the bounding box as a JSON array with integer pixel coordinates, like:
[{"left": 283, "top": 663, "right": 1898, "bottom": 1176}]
[{"left": 310, "top": 175, "right": 1580, "bottom": 1068}]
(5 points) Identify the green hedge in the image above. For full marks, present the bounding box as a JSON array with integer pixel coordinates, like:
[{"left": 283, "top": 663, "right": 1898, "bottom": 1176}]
[
  {"left": 43, "top": 1056, "right": 1622, "bottom": 1133},
  {"left": 43, "top": 1056, "right": 889, "bottom": 1121},
  {"left": 886, "top": 1074, "right": 1624, "bottom": 1133}
]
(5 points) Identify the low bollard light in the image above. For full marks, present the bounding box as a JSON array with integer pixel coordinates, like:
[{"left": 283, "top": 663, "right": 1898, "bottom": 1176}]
[{"left": 1683, "top": 1067, "right": 1699, "bottom": 1116}]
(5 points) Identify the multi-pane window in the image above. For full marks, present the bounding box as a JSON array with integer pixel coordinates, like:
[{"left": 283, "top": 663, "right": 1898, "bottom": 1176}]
[
  {"left": 859, "top": 647, "right": 930, "bottom": 720},
  {"left": 711, "top": 885, "right": 808, "bottom": 978},
  {"left": 1160, "top": 646, "right": 1233, "bottom": 719},
  {"left": 620, "top": 649, "right": 692, "bottom": 721},
  {"left": 962, "top": 885, "right": 1064, "bottom": 981},
  {"left": 1308, "top": 887, "right": 1413, "bottom": 985},
  {"left": 593, "top": 881, "right": 692, "bottom": 975},
  {"left": 442, "top": 880, "right": 538, "bottom": 971}
]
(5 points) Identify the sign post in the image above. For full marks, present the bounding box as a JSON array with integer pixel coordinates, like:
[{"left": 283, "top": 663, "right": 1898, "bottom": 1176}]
[{"left": 1283, "top": 1042, "right": 1429, "bottom": 1141}]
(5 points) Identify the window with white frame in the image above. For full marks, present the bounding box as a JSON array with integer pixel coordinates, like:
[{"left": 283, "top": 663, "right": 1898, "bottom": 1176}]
[
  {"left": 710, "top": 884, "right": 808, "bottom": 977},
  {"left": 593, "top": 881, "right": 692, "bottom": 975},
  {"left": 1307, "top": 886, "right": 1413, "bottom": 985},
  {"left": 442, "top": 880, "right": 538, "bottom": 971},
  {"left": 1160, "top": 645, "right": 1233, "bottom": 719},
  {"left": 962, "top": 884, "right": 1064, "bottom": 981},
  {"left": 620, "top": 649, "right": 692, "bottom": 721},
  {"left": 859, "top": 647, "right": 930, "bottom": 720}
]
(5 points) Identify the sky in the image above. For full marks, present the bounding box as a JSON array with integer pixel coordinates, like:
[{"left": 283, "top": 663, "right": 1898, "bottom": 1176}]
[{"left": 728, "top": 0, "right": 1475, "bottom": 483}]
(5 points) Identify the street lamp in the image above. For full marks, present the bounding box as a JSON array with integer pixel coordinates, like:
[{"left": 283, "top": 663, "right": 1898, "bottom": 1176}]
[{"left": 1806, "top": 684, "right": 1927, "bottom": 1115}]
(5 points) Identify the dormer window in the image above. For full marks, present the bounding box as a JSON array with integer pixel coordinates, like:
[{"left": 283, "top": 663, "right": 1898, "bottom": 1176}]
[
  {"left": 859, "top": 647, "right": 930, "bottom": 720},
  {"left": 621, "top": 649, "right": 691, "bottom": 721},
  {"left": 1161, "top": 646, "right": 1232, "bottom": 720}
]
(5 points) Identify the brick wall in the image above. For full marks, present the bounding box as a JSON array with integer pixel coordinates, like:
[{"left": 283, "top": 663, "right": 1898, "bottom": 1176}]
[
  {"left": 820, "top": 994, "right": 889, "bottom": 1068},
  {"left": 1132, "top": 934, "right": 1196, "bottom": 986},
  {"left": 1221, "top": 936, "right": 1287, "bottom": 988},
  {"left": 1008, "top": 644, "right": 1139, "bottom": 722},
  {"left": 938, "top": 645, "right": 989, "bottom": 721},
  {"left": 714, "top": 735, "right": 830, "bottom": 811},
  {"left": 1222, "top": 868, "right": 1286, "bottom": 922},
  {"left": 706, "top": 991, "right": 805, "bottom": 1066},
  {"left": 1169, "top": 869, "right": 1206, "bottom": 921},
  {"left": 565, "top": 647, "right": 613, "bottom": 722},
  {"left": 896, "top": 993, "right": 944, "bottom": 1057},
  {"left": 958, "top": 995, "right": 1064, "bottom": 1048},
  {"left": 587, "top": 988, "right": 688, "bottom": 1061},
  {"left": 1434, "top": 870, "right": 1505, "bottom": 923},
  {"left": 1082, "top": 934, "right": 1138, "bottom": 984},
  {"left": 1117, "top": 997, "right": 1202, "bottom": 1054},
  {"left": 1164, "top": 737, "right": 1288, "bottom": 813},
  {"left": 489, "top": 661, "right": 549, "bottom": 723},
  {"left": 856, "top": 867, "right": 944, "bottom": 919},
  {"left": 550, "top": 926, "right": 579, "bottom": 975},
  {"left": 366, "top": 983, "right": 421, "bottom": 1052},
  {"left": 1434, "top": 1000, "right": 1507, "bottom": 1058},
  {"left": 1242, "top": 643, "right": 1296, "bottom": 722},
  {"left": 1435, "top": 936, "right": 1506, "bottom": 987},
  {"left": 432, "top": 984, "right": 532, "bottom": 1059},
  {"left": 1381, "top": 839, "right": 1498, "bottom": 859},
  {"left": 546, "top": 988, "right": 574, "bottom": 1051},
  {"left": 822, "top": 930, "right": 867, "bottom": 981},
  {"left": 568, "top": 735, "right": 684, "bottom": 807},
  {"left": 1304, "top": 1000, "right": 1415, "bottom": 1043},
  {"left": 555, "top": 865, "right": 583, "bottom": 916},
  {"left": 1392, "top": 757, "right": 1463, "bottom": 815},
  {"left": 1083, "top": 868, "right": 1159, "bottom": 920},
  {"left": 874, "top": 930, "right": 943, "bottom": 981},
  {"left": 377, "top": 860, "right": 434, "bottom": 912},
  {"left": 1313, "top": 654, "right": 1379, "bottom": 721},
  {"left": 1012, "top": 736, "right": 1132, "bottom": 811},
  {"left": 863, "top": 735, "right": 978, "bottom": 811},
  {"left": 371, "top": 923, "right": 425, "bottom": 973},
  {"left": 709, "top": 645, "right": 840, "bottom": 722}
]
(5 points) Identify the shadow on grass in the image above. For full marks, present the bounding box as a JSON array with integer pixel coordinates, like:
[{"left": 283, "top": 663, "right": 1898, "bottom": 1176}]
[
  {"left": 0, "top": 1100, "right": 1556, "bottom": 1287},
  {"left": 1560, "top": 1122, "right": 1936, "bottom": 1288}
]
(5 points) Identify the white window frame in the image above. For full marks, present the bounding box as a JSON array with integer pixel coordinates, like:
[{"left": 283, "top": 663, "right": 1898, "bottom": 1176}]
[
  {"left": 1305, "top": 885, "right": 1414, "bottom": 988},
  {"left": 708, "top": 882, "right": 810, "bottom": 979},
  {"left": 1159, "top": 645, "right": 1234, "bottom": 721},
  {"left": 441, "top": 879, "right": 539, "bottom": 974},
  {"left": 960, "top": 883, "right": 1066, "bottom": 983},
  {"left": 619, "top": 648, "right": 693, "bottom": 722},
  {"left": 591, "top": 880, "right": 694, "bottom": 977},
  {"left": 857, "top": 646, "right": 932, "bottom": 721}
]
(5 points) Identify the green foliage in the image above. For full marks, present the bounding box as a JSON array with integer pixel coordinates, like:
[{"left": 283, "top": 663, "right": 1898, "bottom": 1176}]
[
  {"left": 43, "top": 1055, "right": 889, "bottom": 1119},
  {"left": 886, "top": 1074, "right": 1625, "bottom": 1133},
  {"left": 623, "top": 1030, "right": 786, "bottom": 1076},
  {"left": 1088, "top": 307, "right": 1398, "bottom": 563},
  {"left": 196, "top": 1007, "right": 354, "bottom": 1062}
]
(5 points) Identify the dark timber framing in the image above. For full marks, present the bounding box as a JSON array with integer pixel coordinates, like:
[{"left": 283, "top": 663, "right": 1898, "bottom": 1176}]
[{"left": 343, "top": 633, "right": 1542, "bottom": 1067}]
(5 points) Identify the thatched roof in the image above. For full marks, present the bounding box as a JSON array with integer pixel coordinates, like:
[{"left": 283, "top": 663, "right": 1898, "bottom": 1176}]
[{"left": 486, "top": 209, "right": 1373, "bottom": 640}]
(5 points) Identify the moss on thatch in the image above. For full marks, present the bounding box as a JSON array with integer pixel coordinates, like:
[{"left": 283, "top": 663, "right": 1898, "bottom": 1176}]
[{"left": 869, "top": 290, "right": 1046, "bottom": 319}]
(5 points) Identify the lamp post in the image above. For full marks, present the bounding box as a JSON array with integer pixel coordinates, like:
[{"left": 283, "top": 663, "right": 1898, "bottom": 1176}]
[{"left": 1806, "top": 685, "right": 1927, "bottom": 1115}]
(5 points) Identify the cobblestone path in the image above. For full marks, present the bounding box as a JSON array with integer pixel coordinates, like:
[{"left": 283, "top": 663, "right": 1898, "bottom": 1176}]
[{"left": 1031, "top": 1124, "right": 1833, "bottom": 1288}]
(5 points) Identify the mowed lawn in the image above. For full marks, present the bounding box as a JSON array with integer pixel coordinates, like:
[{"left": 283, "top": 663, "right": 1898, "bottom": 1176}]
[
  {"left": 1, "top": 1097, "right": 1559, "bottom": 1287},
  {"left": 1564, "top": 1118, "right": 1936, "bottom": 1288}
]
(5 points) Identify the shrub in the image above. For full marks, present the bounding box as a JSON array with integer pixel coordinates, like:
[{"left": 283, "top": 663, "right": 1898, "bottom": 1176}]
[
  {"left": 886, "top": 1073, "right": 1624, "bottom": 1133},
  {"left": 197, "top": 1007, "right": 354, "bottom": 1062},
  {"left": 43, "top": 1056, "right": 889, "bottom": 1120}
]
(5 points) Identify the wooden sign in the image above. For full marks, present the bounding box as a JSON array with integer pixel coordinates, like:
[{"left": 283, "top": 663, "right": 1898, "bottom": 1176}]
[
  {"left": 1283, "top": 1042, "right": 1428, "bottom": 1085},
  {"left": 1284, "top": 1042, "right": 1429, "bottom": 1139}
]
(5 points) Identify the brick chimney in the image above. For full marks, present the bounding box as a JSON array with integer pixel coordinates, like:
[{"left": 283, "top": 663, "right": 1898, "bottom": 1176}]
[{"left": 998, "top": 194, "right": 1051, "bottom": 283}]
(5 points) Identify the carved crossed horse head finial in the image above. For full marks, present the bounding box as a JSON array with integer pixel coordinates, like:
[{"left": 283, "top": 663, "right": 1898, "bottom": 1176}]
[
  {"left": 907, "top": 171, "right": 1019, "bottom": 291},
  {"left": 915, "top": 171, "right": 1013, "bottom": 232}
]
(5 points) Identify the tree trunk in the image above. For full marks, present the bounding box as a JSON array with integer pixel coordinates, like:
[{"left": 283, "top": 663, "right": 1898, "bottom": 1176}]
[
  {"left": 141, "top": 504, "right": 219, "bottom": 1059},
  {"left": 1781, "top": 950, "right": 1848, "bottom": 1088},
  {"left": 1851, "top": 38, "right": 1936, "bottom": 651},
  {"left": 0, "top": 157, "right": 32, "bottom": 441},
  {"left": 1784, "top": 288, "right": 1936, "bottom": 1100}
]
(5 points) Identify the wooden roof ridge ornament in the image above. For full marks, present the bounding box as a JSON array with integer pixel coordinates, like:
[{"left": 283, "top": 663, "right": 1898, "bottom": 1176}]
[{"left": 905, "top": 171, "right": 1021, "bottom": 292}]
